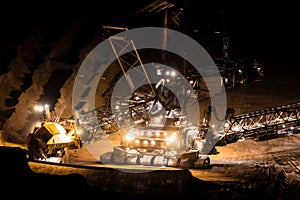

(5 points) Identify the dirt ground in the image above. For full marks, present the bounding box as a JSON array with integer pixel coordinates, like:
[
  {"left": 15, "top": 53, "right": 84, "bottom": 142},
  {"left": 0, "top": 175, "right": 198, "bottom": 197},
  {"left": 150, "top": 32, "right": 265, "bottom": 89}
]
[{"left": 3, "top": 129, "right": 300, "bottom": 199}]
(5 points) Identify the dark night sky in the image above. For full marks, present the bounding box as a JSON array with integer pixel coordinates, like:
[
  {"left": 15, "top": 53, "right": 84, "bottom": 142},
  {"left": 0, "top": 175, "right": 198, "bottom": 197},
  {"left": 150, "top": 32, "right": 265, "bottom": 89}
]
[{"left": 0, "top": 0, "right": 299, "bottom": 71}]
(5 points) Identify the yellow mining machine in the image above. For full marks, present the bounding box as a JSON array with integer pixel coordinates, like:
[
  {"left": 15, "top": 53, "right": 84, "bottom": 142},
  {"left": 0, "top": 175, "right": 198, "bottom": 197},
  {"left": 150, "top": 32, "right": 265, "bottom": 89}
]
[{"left": 25, "top": 119, "right": 82, "bottom": 163}]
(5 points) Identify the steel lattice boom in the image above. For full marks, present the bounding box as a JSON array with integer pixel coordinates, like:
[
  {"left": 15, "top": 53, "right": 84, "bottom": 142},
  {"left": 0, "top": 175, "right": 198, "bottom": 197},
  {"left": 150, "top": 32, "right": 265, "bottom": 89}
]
[{"left": 222, "top": 102, "right": 300, "bottom": 141}]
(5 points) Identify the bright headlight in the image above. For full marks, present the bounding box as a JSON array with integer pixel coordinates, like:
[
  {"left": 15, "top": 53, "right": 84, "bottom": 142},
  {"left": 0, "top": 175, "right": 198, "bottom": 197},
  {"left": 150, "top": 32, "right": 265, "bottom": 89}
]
[
  {"left": 76, "top": 128, "right": 83, "bottom": 135},
  {"left": 135, "top": 139, "right": 140, "bottom": 144},
  {"left": 232, "top": 125, "right": 242, "bottom": 132},
  {"left": 125, "top": 134, "right": 134, "bottom": 141},
  {"left": 166, "top": 135, "right": 177, "bottom": 144},
  {"left": 224, "top": 123, "right": 229, "bottom": 128},
  {"left": 155, "top": 131, "right": 160, "bottom": 137}
]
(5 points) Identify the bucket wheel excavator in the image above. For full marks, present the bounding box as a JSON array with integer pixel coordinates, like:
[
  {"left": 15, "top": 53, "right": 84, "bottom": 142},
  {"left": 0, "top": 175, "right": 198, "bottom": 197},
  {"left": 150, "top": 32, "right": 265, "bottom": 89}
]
[
  {"left": 80, "top": 27, "right": 217, "bottom": 169},
  {"left": 79, "top": 27, "right": 299, "bottom": 169},
  {"left": 99, "top": 83, "right": 212, "bottom": 169},
  {"left": 26, "top": 25, "right": 299, "bottom": 170}
]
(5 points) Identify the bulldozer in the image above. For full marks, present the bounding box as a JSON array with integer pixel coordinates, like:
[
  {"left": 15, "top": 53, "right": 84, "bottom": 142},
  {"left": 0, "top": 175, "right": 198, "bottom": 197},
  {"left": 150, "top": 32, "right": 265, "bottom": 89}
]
[{"left": 25, "top": 119, "right": 82, "bottom": 163}]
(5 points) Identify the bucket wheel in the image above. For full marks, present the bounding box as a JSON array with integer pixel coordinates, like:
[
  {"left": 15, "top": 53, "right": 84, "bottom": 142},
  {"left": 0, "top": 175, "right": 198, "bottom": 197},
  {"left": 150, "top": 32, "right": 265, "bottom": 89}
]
[{"left": 128, "top": 84, "right": 180, "bottom": 125}]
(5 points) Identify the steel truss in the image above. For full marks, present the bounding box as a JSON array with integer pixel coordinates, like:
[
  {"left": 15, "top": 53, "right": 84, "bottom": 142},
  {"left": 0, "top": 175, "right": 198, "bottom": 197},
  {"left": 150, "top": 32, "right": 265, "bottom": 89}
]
[{"left": 222, "top": 102, "right": 300, "bottom": 140}]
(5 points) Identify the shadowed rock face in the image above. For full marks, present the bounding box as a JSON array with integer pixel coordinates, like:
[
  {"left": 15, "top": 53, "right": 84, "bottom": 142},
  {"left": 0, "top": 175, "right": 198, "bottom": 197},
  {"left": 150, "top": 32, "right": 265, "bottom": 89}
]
[{"left": 0, "top": 9, "right": 106, "bottom": 140}]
